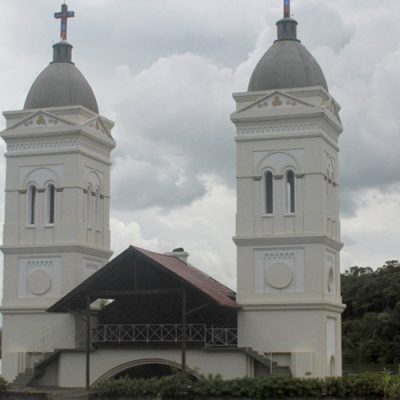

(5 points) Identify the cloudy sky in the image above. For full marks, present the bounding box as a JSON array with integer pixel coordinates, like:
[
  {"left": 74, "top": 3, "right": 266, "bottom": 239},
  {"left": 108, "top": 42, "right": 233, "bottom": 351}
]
[{"left": 0, "top": 0, "right": 399, "bottom": 289}]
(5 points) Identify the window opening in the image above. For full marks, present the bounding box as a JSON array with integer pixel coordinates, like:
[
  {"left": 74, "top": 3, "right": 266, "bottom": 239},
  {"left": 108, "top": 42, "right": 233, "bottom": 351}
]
[
  {"left": 46, "top": 184, "right": 55, "bottom": 224},
  {"left": 86, "top": 186, "right": 93, "bottom": 227},
  {"left": 265, "top": 171, "right": 273, "bottom": 214},
  {"left": 286, "top": 170, "right": 295, "bottom": 213},
  {"left": 95, "top": 189, "right": 101, "bottom": 228},
  {"left": 28, "top": 185, "right": 37, "bottom": 225}
]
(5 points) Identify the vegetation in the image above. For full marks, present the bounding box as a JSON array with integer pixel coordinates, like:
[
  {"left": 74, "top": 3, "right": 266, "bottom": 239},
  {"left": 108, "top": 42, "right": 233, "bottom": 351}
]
[
  {"left": 91, "top": 372, "right": 400, "bottom": 399},
  {"left": 341, "top": 260, "right": 400, "bottom": 365},
  {"left": 0, "top": 376, "right": 9, "bottom": 392}
]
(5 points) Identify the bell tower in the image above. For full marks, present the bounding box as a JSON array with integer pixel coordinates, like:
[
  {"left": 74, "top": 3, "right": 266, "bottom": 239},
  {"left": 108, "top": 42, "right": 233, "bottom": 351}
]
[
  {"left": 231, "top": 1, "right": 345, "bottom": 378},
  {"left": 0, "top": 4, "right": 115, "bottom": 382}
]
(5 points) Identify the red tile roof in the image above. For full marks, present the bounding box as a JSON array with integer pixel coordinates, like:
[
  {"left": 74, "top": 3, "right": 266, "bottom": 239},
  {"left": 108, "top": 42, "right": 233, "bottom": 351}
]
[
  {"left": 135, "top": 247, "right": 238, "bottom": 309},
  {"left": 48, "top": 245, "right": 239, "bottom": 312}
]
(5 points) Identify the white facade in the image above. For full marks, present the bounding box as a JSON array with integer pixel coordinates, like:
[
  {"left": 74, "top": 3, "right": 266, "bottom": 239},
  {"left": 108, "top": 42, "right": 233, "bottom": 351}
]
[
  {"left": 0, "top": 106, "right": 115, "bottom": 382},
  {"left": 231, "top": 87, "right": 345, "bottom": 377}
]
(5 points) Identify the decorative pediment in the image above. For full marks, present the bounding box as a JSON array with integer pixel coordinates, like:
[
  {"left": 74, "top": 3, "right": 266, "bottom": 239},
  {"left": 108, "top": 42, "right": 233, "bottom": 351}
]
[
  {"left": 237, "top": 91, "right": 315, "bottom": 115},
  {"left": 82, "top": 116, "right": 112, "bottom": 139},
  {"left": 320, "top": 98, "right": 341, "bottom": 122},
  {"left": 7, "top": 111, "right": 74, "bottom": 131}
]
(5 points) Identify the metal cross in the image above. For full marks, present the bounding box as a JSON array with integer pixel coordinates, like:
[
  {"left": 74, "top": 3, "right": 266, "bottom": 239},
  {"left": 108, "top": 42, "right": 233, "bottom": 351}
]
[
  {"left": 284, "top": 0, "right": 290, "bottom": 18},
  {"left": 54, "top": 3, "right": 75, "bottom": 41}
]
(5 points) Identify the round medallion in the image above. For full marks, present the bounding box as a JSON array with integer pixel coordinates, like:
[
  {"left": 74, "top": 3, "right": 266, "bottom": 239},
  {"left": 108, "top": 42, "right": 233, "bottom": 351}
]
[
  {"left": 28, "top": 269, "right": 52, "bottom": 295},
  {"left": 265, "top": 261, "right": 293, "bottom": 289}
]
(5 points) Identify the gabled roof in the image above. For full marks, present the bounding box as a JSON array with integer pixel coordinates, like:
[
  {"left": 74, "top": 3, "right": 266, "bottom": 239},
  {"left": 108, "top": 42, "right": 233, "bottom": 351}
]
[{"left": 48, "top": 245, "right": 239, "bottom": 313}]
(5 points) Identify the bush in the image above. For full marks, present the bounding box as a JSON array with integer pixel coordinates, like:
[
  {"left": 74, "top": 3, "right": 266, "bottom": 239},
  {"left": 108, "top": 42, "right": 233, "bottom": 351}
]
[
  {"left": 0, "top": 376, "right": 9, "bottom": 392},
  {"left": 91, "top": 372, "right": 400, "bottom": 399}
]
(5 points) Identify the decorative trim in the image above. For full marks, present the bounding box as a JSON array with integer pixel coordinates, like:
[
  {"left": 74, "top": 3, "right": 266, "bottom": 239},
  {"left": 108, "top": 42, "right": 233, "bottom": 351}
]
[
  {"left": 240, "top": 302, "right": 346, "bottom": 313},
  {"left": 19, "top": 189, "right": 27, "bottom": 194},
  {"left": 236, "top": 132, "right": 340, "bottom": 152},
  {"left": 5, "top": 137, "right": 113, "bottom": 160},
  {"left": 295, "top": 173, "right": 305, "bottom": 179},
  {"left": 36, "top": 188, "right": 45, "bottom": 193},
  {"left": 7, "top": 139, "right": 78, "bottom": 152},
  {"left": 1, "top": 244, "right": 113, "bottom": 258},
  {"left": 252, "top": 176, "right": 262, "bottom": 181},
  {"left": 55, "top": 187, "right": 64, "bottom": 192},
  {"left": 233, "top": 235, "right": 343, "bottom": 251},
  {"left": 0, "top": 306, "right": 53, "bottom": 314},
  {"left": 274, "top": 174, "right": 284, "bottom": 180},
  {"left": 237, "top": 121, "right": 321, "bottom": 135}
]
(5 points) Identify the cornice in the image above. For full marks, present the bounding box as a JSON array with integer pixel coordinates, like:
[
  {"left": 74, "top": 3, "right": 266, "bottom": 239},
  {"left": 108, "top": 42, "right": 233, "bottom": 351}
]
[
  {"left": 233, "top": 235, "right": 343, "bottom": 251},
  {"left": 2, "top": 127, "right": 115, "bottom": 149},
  {"left": 0, "top": 306, "right": 53, "bottom": 314},
  {"left": 1, "top": 244, "right": 113, "bottom": 258},
  {"left": 239, "top": 301, "right": 346, "bottom": 312},
  {"left": 4, "top": 137, "right": 113, "bottom": 165}
]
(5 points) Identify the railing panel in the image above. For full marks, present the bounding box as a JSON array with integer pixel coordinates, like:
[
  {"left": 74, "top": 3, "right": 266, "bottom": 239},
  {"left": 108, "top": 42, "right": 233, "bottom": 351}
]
[{"left": 93, "top": 324, "right": 237, "bottom": 346}]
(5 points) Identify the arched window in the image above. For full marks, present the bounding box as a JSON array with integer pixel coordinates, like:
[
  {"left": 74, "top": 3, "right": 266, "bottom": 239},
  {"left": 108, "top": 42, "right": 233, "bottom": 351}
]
[
  {"left": 45, "top": 184, "right": 56, "bottom": 224},
  {"left": 286, "top": 170, "right": 295, "bottom": 213},
  {"left": 86, "top": 185, "right": 93, "bottom": 227},
  {"left": 95, "top": 188, "right": 101, "bottom": 228},
  {"left": 265, "top": 171, "right": 273, "bottom": 214},
  {"left": 27, "top": 185, "right": 37, "bottom": 225}
]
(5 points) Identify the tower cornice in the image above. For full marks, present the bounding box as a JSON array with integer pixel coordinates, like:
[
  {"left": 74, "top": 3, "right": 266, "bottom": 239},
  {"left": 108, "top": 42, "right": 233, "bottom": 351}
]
[{"left": 233, "top": 234, "right": 343, "bottom": 251}]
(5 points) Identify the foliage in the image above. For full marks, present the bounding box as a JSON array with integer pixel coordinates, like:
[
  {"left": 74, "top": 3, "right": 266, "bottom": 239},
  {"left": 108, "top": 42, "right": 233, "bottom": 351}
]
[
  {"left": 0, "top": 376, "right": 9, "bottom": 392},
  {"left": 91, "top": 372, "right": 400, "bottom": 399},
  {"left": 342, "top": 260, "right": 400, "bottom": 364}
]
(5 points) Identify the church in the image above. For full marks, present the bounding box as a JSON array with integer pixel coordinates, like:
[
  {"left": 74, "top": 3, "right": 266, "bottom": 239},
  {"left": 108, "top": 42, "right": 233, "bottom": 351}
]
[{"left": 0, "top": 1, "right": 345, "bottom": 388}]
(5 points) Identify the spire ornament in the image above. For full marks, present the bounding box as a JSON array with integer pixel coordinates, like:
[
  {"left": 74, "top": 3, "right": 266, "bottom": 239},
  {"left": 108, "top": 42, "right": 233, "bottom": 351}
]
[
  {"left": 54, "top": 3, "right": 75, "bottom": 41},
  {"left": 284, "top": 0, "right": 290, "bottom": 18}
]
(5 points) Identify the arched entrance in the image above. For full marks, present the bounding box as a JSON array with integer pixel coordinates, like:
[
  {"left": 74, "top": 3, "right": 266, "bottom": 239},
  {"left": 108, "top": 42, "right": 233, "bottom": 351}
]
[
  {"left": 92, "top": 358, "right": 199, "bottom": 386},
  {"left": 114, "top": 363, "right": 180, "bottom": 379}
]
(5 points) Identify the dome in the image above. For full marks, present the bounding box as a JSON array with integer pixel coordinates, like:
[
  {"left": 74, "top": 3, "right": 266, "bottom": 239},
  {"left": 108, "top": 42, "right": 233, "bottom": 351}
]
[
  {"left": 24, "top": 42, "right": 99, "bottom": 113},
  {"left": 248, "top": 18, "right": 328, "bottom": 92}
]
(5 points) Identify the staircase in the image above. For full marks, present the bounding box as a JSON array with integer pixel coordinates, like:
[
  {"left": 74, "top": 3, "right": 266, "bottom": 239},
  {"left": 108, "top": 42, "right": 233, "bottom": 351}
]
[
  {"left": 12, "top": 351, "right": 60, "bottom": 387},
  {"left": 240, "top": 347, "right": 292, "bottom": 376}
]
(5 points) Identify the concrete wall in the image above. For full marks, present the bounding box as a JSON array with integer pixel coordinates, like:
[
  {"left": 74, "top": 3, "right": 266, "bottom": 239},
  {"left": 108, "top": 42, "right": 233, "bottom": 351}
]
[
  {"left": 52, "top": 348, "right": 250, "bottom": 388},
  {"left": 232, "top": 87, "right": 345, "bottom": 378}
]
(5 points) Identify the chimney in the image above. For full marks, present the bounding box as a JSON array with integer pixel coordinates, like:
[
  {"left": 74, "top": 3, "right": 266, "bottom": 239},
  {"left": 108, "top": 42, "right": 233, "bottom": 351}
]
[{"left": 165, "top": 247, "right": 189, "bottom": 264}]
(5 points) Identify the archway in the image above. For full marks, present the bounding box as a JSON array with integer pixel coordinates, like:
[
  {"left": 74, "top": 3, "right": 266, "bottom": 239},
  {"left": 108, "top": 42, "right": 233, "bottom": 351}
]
[{"left": 92, "top": 358, "right": 199, "bottom": 386}]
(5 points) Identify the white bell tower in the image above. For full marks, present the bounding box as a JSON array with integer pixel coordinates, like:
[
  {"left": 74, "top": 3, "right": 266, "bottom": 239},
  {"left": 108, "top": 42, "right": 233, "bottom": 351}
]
[
  {"left": 0, "top": 6, "right": 115, "bottom": 381},
  {"left": 231, "top": 2, "right": 345, "bottom": 378}
]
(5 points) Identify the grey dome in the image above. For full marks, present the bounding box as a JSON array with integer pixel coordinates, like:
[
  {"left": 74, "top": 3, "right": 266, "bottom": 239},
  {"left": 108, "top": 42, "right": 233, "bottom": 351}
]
[
  {"left": 248, "top": 18, "right": 328, "bottom": 92},
  {"left": 24, "top": 42, "right": 99, "bottom": 113}
]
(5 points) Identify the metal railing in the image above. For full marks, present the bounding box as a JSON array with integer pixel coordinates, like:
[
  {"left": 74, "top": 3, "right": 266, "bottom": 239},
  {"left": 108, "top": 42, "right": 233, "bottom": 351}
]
[
  {"left": 93, "top": 324, "right": 238, "bottom": 347},
  {"left": 27, "top": 329, "right": 77, "bottom": 370}
]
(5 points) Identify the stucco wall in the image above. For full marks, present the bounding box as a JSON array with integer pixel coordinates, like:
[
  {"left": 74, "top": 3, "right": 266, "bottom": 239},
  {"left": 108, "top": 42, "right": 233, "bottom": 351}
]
[{"left": 55, "top": 348, "right": 249, "bottom": 388}]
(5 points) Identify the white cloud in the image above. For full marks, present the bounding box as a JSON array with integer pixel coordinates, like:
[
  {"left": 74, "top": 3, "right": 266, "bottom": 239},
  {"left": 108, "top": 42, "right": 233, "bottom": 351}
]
[{"left": 111, "top": 175, "right": 236, "bottom": 288}]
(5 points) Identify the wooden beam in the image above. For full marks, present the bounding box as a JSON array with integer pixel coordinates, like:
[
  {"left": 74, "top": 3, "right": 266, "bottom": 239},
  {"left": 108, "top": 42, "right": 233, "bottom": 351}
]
[
  {"left": 187, "top": 303, "right": 210, "bottom": 316},
  {"left": 85, "top": 294, "right": 91, "bottom": 390},
  {"left": 89, "top": 288, "right": 183, "bottom": 298},
  {"left": 181, "top": 289, "right": 187, "bottom": 372}
]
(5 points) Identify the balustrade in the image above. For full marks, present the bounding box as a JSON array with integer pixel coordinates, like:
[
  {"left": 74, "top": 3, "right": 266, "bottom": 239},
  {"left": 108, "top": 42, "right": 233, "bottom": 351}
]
[{"left": 93, "top": 324, "right": 237, "bottom": 347}]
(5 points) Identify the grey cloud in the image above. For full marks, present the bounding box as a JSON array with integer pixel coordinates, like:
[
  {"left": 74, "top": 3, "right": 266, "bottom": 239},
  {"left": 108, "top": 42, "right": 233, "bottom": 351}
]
[
  {"left": 109, "top": 54, "right": 236, "bottom": 210},
  {"left": 296, "top": 1, "right": 354, "bottom": 53},
  {"left": 2, "top": 1, "right": 400, "bottom": 220},
  {"left": 111, "top": 156, "right": 206, "bottom": 210}
]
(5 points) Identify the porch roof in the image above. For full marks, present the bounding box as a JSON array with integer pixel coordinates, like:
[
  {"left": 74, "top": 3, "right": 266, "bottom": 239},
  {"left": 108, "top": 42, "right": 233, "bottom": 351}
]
[{"left": 47, "top": 245, "right": 239, "bottom": 313}]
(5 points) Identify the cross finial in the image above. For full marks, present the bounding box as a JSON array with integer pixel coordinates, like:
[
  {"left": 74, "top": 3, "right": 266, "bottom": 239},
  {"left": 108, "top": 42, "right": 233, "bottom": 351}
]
[
  {"left": 284, "top": 0, "right": 290, "bottom": 18},
  {"left": 54, "top": 3, "right": 75, "bottom": 41}
]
